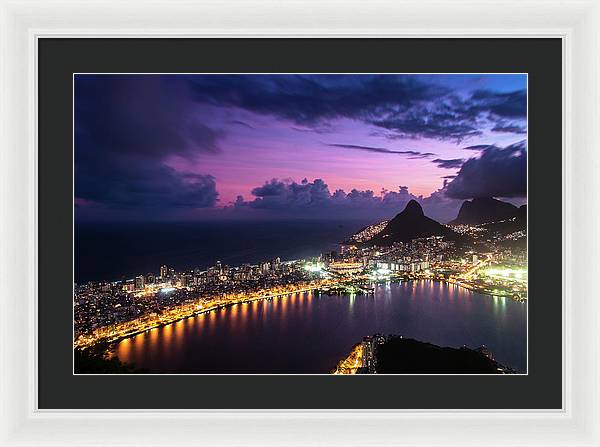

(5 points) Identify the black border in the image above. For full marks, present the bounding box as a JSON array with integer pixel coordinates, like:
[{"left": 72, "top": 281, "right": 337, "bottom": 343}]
[{"left": 39, "top": 38, "right": 562, "bottom": 409}]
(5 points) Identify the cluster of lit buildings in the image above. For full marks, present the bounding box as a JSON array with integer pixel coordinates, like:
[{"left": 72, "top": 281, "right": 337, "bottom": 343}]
[
  {"left": 349, "top": 220, "right": 389, "bottom": 243},
  {"left": 102, "top": 258, "right": 291, "bottom": 295},
  {"left": 500, "top": 230, "right": 527, "bottom": 242},
  {"left": 74, "top": 216, "right": 528, "bottom": 349},
  {"left": 450, "top": 224, "right": 488, "bottom": 236},
  {"left": 74, "top": 258, "right": 323, "bottom": 346},
  {"left": 333, "top": 220, "right": 527, "bottom": 300},
  {"left": 339, "top": 235, "right": 453, "bottom": 276}
]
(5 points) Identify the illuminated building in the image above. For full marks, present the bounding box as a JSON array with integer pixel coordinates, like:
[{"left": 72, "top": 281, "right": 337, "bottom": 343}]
[
  {"left": 260, "top": 262, "right": 270, "bottom": 275},
  {"left": 349, "top": 220, "right": 389, "bottom": 243},
  {"left": 180, "top": 274, "right": 193, "bottom": 287},
  {"left": 134, "top": 275, "right": 145, "bottom": 290},
  {"left": 328, "top": 262, "right": 364, "bottom": 275},
  {"left": 123, "top": 280, "right": 134, "bottom": 292},
  {"left": 160, "top": 265, "right": 168, "bottom": 279}
]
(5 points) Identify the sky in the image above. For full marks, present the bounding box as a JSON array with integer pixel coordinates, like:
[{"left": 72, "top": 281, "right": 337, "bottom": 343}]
[{"left": 74, "top": 74, "right": 527, "bottom": 223}]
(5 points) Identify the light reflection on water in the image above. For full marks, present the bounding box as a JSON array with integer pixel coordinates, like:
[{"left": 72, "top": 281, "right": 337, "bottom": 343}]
[{"left": 114, "top": 280, "right": 527, "bottom": 374}]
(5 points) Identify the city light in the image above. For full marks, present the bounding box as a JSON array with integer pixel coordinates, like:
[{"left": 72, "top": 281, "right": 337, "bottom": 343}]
[
  {"left": 75, "top": 225, "right": 527, "bottom": 352},
  {"left": 304, "top": 263, "right": 323, "bottom": 273},
  {"left": 485, "top": 268, "right": 527, "bottom": 277},
  {"left": 160, "top": 287, "right": 176, "bottom": 294}
]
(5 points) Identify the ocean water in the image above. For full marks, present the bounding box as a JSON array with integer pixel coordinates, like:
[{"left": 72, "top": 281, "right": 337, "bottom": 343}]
[
  {"left": 114, "top": 281, "right": 528, "bottom": 373},
  {"left": 75, "top": 220, "right": 372, "bottom": 283}
]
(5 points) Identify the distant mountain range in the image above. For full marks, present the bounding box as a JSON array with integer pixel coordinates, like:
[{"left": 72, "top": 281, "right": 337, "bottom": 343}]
[
  {"left": 450, "top": 197, "right": 525, "bottom": 225},
  {"left": 350, "top": 197, "right": 526, "bottom": 246},
  {"left": 367, "top": 200, "right": 459, "bottom": 246}
]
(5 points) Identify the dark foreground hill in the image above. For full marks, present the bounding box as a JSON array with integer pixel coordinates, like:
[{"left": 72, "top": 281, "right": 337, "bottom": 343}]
[
  {"left": 368, "top": 200, "right": 458, "bottom": 246},
  {"left": 74, "top": 348, "right": 147, "bottom": 374},
  {"left": 376, "top": 337, "right": 504, "bottom": 374}
]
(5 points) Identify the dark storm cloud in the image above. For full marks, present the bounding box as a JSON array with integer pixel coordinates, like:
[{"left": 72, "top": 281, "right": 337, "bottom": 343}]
[
  {"left": 234, "top": 178, "right": 419, "bottom": 219},
  {"left": 371, "top": 89, "right": 526, "bottom": 142},
  {"left": 75, "top": 75, "right": 221, "bottom": 211},
  {"left": 76, "top": 76, "right": 222, "bottom": 159},
  {"left": 247, "top": 178, "right": 331, "bottom": 209},
  {"left": 445, "top": 141, "right": 527, "bottom": 199},
  {"left": 251, "top": 178, "right": 291, "bottom": 197},
  {"left": 326, "top": 143, "right": 435, "bottom": 158},
  {"left": 491, "top": 123, "right": 527, "bottom": 134},
  {"left": 76, "top": 153, "right": 218, "bottom": 209},
  {"left": 185, "top": 75, "right": 445, "bottom": 126},
  {"left": 236, "top": 178, "right": 462, "bottom": 223},
  {"left": 462, "top": 144, "right": 492, "bottom": 151},
  {"left": 470, "top": 89, "right": 527, "bottom": 118},
  {"left": 75, "top": 74, "right": 527, "bottom": 221},
  {"left": 432, "top": 158, "right": 464, "bottom": 169},
  {"left": 184, "top": 75, "right": 526, "bottom": 142},
  {"left": 369, "top": 98, "right": 483, "bottom": 142}
]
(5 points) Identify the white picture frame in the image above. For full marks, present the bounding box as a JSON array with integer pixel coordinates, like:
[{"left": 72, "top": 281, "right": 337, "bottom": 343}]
[{"left": 1, "top": 0, "right": 598, "bottom": 445}]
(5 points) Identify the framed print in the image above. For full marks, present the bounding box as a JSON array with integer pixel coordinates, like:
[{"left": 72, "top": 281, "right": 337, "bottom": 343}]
[
  {"left": 1, "top": 1, "right": 599, "bottom": 446},
  {"left": 40, "top": 38, "right": 561, "bottom": 410},
  {"left": 73, "top": 72, "right": 529, "bottom": 377}
]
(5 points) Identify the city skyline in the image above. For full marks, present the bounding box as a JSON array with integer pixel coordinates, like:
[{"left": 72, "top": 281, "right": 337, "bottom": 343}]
[
  {"left": 75, "top": 197, "right": 528, "bottom": 374},
  {"left": 75, "top": 74, "right": 527, "bottom": 223}
]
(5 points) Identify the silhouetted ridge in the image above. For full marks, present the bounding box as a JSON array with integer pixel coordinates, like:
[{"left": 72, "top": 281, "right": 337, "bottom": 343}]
[
  {"left": 450, "top": 197, "right": 519, "bottom": 225},
  {"left": 367, "top": 201, "right": 458, "bottom": 246},
  {"left": 376, "top": 338, "right": 505, "bottom": 374}
]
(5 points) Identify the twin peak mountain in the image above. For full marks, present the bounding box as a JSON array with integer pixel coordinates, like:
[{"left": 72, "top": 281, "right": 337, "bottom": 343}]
[{"left": 365, "top": 197, "right": 526, "bottom": 246}]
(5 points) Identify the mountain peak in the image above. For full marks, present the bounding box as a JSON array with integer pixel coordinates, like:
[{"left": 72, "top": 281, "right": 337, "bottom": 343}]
[
  {"left": 402, "top": 199, "right": 424, "bottom": 217},
  {"left": 365, "top": 199, "right": 457, "bottom": 246},
  {"left": 450, "top": 197, "right": 518, "bottom": 225}
]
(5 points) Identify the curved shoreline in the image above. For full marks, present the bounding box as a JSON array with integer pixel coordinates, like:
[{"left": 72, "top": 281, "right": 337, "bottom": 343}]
[
  {"left": 80, "top": 286, "right": 318, "bottom": 351},
  {"left": 80, "top": 278, "right": 524, "bottom": 352}
]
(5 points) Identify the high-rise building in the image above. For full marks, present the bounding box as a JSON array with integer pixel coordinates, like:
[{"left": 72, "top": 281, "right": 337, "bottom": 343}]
[
  {"left": 135, "top": 275, "right": 145, "bottom": 290},
  {"left": 124, "top": 280, "right": 135, "bottom": 292},
  {"left": 270, "top": 257, "right": 281, "bottom": 270},
  {"left": 260, "top": 262, "right": 270, "bottom": 275},
  {"left": 160, "top": 265, "right": 168, "bottom": 279},
  {"left": 181, "top": 275, "right": 192, "bottom": 287}
]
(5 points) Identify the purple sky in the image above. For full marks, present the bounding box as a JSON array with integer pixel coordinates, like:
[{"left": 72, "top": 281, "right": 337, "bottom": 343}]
[{"left": 75, "top": 74, "right": 527, "bottom": 223}]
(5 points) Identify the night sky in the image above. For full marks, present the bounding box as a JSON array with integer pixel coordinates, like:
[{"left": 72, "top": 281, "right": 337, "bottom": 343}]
[{"left": 75, "top": 74, "right": 527, "bottom": 223}]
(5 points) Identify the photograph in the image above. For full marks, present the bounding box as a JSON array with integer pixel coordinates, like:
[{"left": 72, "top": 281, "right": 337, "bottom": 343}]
[{"left": 73, "top": 73, "right": 528, "bottom": 375}]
